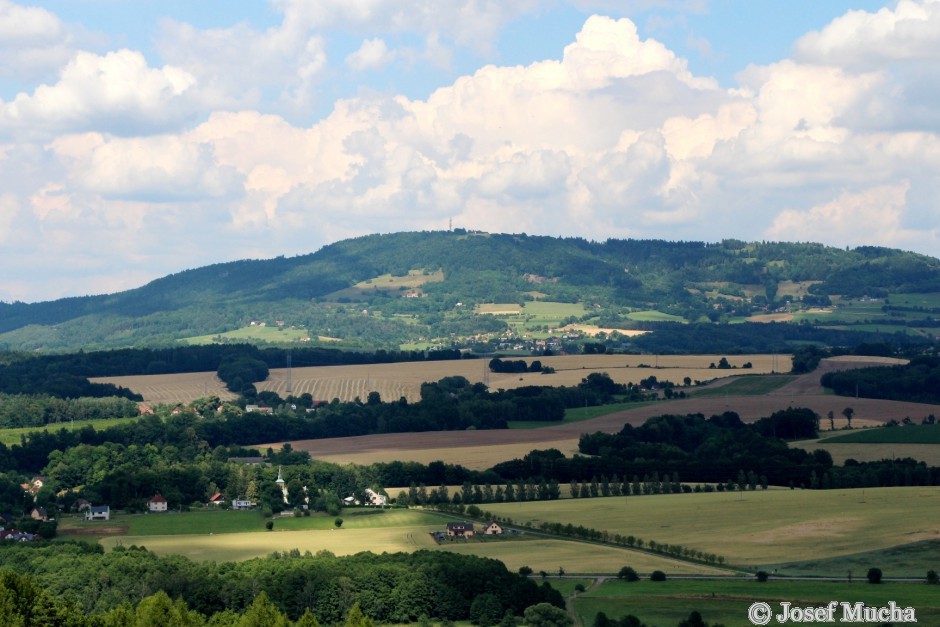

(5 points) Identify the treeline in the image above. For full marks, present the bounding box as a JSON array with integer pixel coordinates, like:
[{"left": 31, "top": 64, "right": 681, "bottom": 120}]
[
  {"left": 492, "top": 410, "right": 940, "bottom": 490},
  {"left": 0, "top": 543, "right": 563, "bottom": 623},
  {"left": 0, "top": 393, "right": 139, "bottom": 428},
  {"left": 630, "top": 321, "right": 926, "bottom": 355},
  {"left": 0, "top": 344, "right": 467, "bottom": 399},
  {"left": 821, "top": 354, "right": 940, "bottom": 404},
  {"left": 2, "top": 372, "right": 636, "bottom": 477}
]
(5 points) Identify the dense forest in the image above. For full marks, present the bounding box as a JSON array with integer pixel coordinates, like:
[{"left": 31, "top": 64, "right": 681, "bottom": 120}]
[
  {"left": 2, "top": 231, "right": 938, "bottom": 351},
  {"left": 821, "top": 355, "right": 940, "bottom": 404},
  {"left": 0, "top": 545, "right": 563, "bottom": 624}
]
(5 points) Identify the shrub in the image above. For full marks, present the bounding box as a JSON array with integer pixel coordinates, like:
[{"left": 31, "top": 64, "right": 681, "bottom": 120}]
[
  {"left": 617, "top": 566, "right": 640, "bottom": 582},
  {"left": 867, "top": 567, "right": 882, "bottom": 584},
  {"left": 756, "top": 571, "right": 769, "bottom": 582},
  {"left": 650, "top": 570, "right": 667, "bottom": 582}
]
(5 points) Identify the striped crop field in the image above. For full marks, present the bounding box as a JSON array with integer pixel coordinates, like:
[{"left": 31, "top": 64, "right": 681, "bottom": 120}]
[{"left": 91, "top": 353, "right": 791, "bottom": 405}]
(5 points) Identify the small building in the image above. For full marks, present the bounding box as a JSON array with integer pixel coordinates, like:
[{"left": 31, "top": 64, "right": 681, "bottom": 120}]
[
  {"left": 208, "top": 492, "right": 225, "bottom": 506},
  {"left": 30, "top": 507, "right": 48, "bottom": 522},
  {"left": 86, "top": 505, "right": 110, "bottom": 521},
  {"left": 147, "top": 495, "right": 168, "bottom": 512},
  {"left": 482, "top": 521, "right": 503, "bottom": 535},
  {"left": 446, "top": 522, "right": 474, "bottom": 538},
  {"left": 365, "top": 488, "right": 387, "bottom": 506},
  {"left": 231, "top": 499, "right": 253, "bottom": 510},
  {"left": 74, "top": 499, "right": 91, "bottom": 513}
]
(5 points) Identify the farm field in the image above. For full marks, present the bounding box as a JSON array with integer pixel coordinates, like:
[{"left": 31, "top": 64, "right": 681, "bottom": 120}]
[
  {"left": 91, "top": 353, "right": 790, "bottom": 406},
  {"left": 180, "top": 324, "right": 314, "bottom": 346},
  {"left": 821, "top": 424, "right": 940, "bottom": 444},
  {"left": 0, "top": 416, "right": 142, "bottom": 446},
  {"left": 790, "top": 439, "right": 940, "bottom": 466},
  {"left": 84, "top": 507, "right": 725, "bottom": 574},
  {"left": 480, "top": 487, "right": 940, "bottom": 571},
  {"left": 572, "top": 579, "right": 940, "bottom": 627},
  {"left": 89, "top": 370, "right": 236, "bottom": 405}
]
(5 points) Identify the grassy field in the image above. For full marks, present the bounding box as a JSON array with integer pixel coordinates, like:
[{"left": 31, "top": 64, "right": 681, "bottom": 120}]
[
  {"left": 181, "top": 325, "right": 314, "bottom": 346},
  {"left": 92, "top": 353, "right": 790, "bottom": 405},
  {"left": 626, "top": 310, "right": 686, "bottom": 323},
  {"left": 434, "top": 535, "right": 729, "bottom": 576},
  {"left": 688, "top": 375, "right": 794, "bottom": 397},
  {"left": 85, "top": 507, "right": 726, "bottom": 574},
  {"left": 790, "top": 438, "right": 940, "bottom": 466},
  {"left": 573, "top": 579, "right": 940, "bottom": 627},
  {"left": 0, "top": 416, "right": 142, "bottom": 446},
  {"left": 507, "top": 401, "right": 655, "bottom": 429},
  {"left": 821, "top": 424, "right": 940, "bottom": 444},
  {"left": 482, "top": 487, "right": 940, "bottom": 571}
]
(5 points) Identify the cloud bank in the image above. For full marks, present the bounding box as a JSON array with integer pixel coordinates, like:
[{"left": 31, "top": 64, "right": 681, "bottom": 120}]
[{"left": 0, "top": 1, "right": 938, "bottom": 302}]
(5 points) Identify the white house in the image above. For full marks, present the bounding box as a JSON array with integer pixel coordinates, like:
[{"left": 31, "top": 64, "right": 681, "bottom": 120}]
[
  {"left": 231, "top": 499, "right": 253, "bottom": 510},
  {"left": 365, "top": 488, "right": 387, "bottom": 506},
  {"left": 147, "top": 495, "right": 168, "bottom": 512},
  {"left": 86, "top": 505, "right": 110, "bottom": 521}
]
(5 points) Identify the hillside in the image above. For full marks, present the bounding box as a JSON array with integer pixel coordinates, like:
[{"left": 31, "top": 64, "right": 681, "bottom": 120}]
[{"left": 2, "top": 231, "right": 939, "bottom": 352}]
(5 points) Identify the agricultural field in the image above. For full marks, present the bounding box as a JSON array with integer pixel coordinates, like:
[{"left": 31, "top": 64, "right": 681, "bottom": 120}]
[
  {"left": 89, "top": 370, "right": 236, "bottom": 406},
  {"left": 180, "top": 324, "right": 315, "bottom": 346},
  {"left": 0, "top": 416, "right": 142, "bottom": 446},
  {"left": 480, "top": 487, "right": 940, "bottom": 572},
  {"left": 572, "top": 578, "right": 940, "bottom": 627},
  {"left": 82, "top": 507, "right": 723, "bottom": 575},
  {"left": 791, "top": 423, "right": 940, "bottom": 466},
  {"left": 90, "top": 353, "right": 790, "bottom": 405},
  {"left": 821, "top": 424, "right": 940, "bottom": 444},
  {"left": 325, "top": 269, "right": 445, "bottom": 301}
]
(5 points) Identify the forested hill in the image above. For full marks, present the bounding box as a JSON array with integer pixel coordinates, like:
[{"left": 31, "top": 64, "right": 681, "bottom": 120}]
[{"left": 2, "top": 231, "right": 939, "bottom": 352}]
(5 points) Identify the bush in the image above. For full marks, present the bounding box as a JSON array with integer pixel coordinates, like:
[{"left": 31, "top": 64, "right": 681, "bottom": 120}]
[
  {"left": 617, "top": 566, "right": 640, "bottom": 582},
  {"left": 927, "top": 570, "right": 938, "bottom": 585},
  {"left": 756, "top": 571, "right": 769, "bottom": 582},
  {"left": 650, "top": 570, "right": 667, "bottom": 582},
  {"left": 265, "top": 521, "right": 274, "bottom": 531},
  {"left": 867, "top": 567, "right": 882, "bottom": 584}
]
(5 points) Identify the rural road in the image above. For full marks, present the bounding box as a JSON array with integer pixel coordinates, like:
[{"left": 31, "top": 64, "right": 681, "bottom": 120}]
[{"left": 274, "top": 358, "right": 940, "bottom": 468}]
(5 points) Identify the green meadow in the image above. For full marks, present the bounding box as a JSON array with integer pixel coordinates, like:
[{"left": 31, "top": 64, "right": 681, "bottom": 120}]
[
  {"left": 821, "top": 424, "right": 940, "bottom": 444},
  {"left": 180, "top": 324, "right": 313, "bottom": 346},
  {"left": 483, "top": 487, "right": 940, "bottom": 571},
  {"left": 572, "top": 579, "right": 940, "bottom": 627},
  {"left": 689, "top": 375, "right": 795, "bottom": 397},
  {"left": 0, "top": 417, "right": 141, "bottom": 446}
]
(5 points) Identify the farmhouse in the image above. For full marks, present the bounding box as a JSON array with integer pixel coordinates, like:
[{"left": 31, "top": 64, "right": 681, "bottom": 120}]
[
  {"left": 147, "top": 495, "right": 168, "bottom": 512},
  {"left": 446, "top": 522, "right": 474, "bottom": 538},
  {"left": 208, "top": 492, "right": 225, "bottom": 506},
  {"left": 30, "top": 507, "right": 48, "bottom": 521},
  {"left": 365, "top": 488, "right": 387, "bottom": 506},
  {"left": 85, "top": 505, "right": 110, "bottom": 521},
  {"left": 482, "top": 521, "right": 503, "bottom": 535}
]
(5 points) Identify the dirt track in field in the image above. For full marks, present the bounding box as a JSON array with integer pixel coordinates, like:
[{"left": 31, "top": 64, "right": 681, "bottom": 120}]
[{"left": 268, "top": 357, "right": 940, "bottom": 469}]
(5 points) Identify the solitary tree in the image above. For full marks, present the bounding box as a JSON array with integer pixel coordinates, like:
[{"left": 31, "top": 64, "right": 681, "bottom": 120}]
[
  {"left": 842, "top": 407, "right": 855, "bottom": 428},
  {"left": 617, "top": 566, "right": 640, "bottom": 582},
  {"left": 334, "top": 517, "right": 344, "bottom": 529},
  {"left": 866, "top": 567, "right": 883, "bottom": 584},
  {"left": 827, "top": 410, "right": 835, "bottom": 431}
]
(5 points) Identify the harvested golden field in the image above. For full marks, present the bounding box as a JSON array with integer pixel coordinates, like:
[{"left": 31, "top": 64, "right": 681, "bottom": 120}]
[
  {"left": 256, "top": 353, "right": 789, "bottom": 404},
  {"left": 92, "top": 353, "right": 790, "bottom": 405},
  {"left": 89, "top": 371, "right": 237, "bottom": 405}
]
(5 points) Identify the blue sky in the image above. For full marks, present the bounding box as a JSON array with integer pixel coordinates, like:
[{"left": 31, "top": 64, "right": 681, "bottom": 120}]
[{"left": 1, "top": 1, "right": 938, "bottom": 302}]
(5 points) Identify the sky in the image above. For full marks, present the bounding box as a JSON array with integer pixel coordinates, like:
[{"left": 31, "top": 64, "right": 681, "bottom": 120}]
[{"left": 1, "top": 0, "right": 939, "bottom": 304}]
